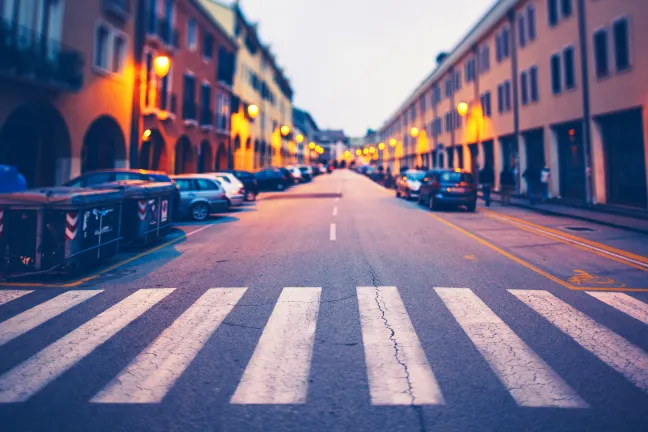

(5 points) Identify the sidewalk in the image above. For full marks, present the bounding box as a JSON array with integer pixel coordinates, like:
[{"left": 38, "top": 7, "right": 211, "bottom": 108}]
[{"left": 481, "top": 193, "right": 648, "bottom": 235}]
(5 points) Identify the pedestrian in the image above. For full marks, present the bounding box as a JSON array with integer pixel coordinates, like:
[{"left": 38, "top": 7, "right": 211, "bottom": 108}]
[
  {"left": 385, "top": 166, "right": 392, "bottom": 188},
  {"left": 523, "top": 166, "right": 540, "bottom": 205},
  {"left": 540, "top": 165, "right": 551, "bottom": 203},
  {"left": 479, "top": 164, "right": 495, "bottom": 207},
  {"left": 499, "top": 167, "right": 515, "bottom": 206}
]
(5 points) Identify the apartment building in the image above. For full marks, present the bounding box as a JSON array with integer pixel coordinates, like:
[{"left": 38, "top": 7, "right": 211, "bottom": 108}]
[
  {"left": 0, "top": 0, "right": 136, "bottom": 187},
  {"left": 378, "top": 0, "right": 648, "bottom": 209},
  {"left": 199, "top": 0, "right": 294, "bottom": 171},
  {"left": 137, "top": 0, "right": 237, "bottom": 174},
  {"left": 293, "top": 107, "right": 320, "bottom": 164}
]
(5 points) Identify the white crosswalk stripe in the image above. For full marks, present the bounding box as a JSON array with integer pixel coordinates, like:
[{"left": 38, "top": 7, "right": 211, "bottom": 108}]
[
  {"left": 0, "top": 289, "right": 173, "bottom": 403},
  {"left": 586, "top": 292, "right": 648, "bottom": 326},
  {"left": 231, "top": 287, "right": 321, "bottom": 404},
  {"left": 0, "top": 290, "right": 32, "bottom": 306},
  {"left": 510, "top": 290, "right": 648, "bottom": 394},
  {"left": 436, "top": 288, "right": 587, "bottom": 408},
  {"left": 357, "top": 286, "right": 444, "bottom": 406},
  {"left": 93, "top": 288, "right": 246, "bottom": 403},
  {"left": 0, "top": 290, "right": 103, "bottom": 347}
]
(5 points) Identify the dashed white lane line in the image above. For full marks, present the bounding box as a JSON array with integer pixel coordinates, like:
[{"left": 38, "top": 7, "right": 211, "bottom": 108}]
[
  {"left": 231, "top": 287, "right": 321, "bottom": 404},
  {"left": 0, "top": 289, "right": 173, "bottom": 403},
  {"left": 510, "top": 290, "right": 648, "bottom": 394},
  {"left": 0, "top": 291, "right": 32, "bottom": 306},
  {"left": 357, "top": 286, "right": 444, "bottom": 405},
  {"left": 330, "top": 223, "right": 336, "bottom": 241},
  {"left": 586, "top": 292, "right": 648, "bottom": 326},
  {"left": 0, "top": 290, "right": 103, "bottom": 347},
  {"left": 92, "top": 288, "right": 246, "bottom": 403},
  {"left": 332, "top": 206, "right": 338, "bottom": 217},
  {"left": 436, "top": 288, "right": 587, "bottom": 408}
]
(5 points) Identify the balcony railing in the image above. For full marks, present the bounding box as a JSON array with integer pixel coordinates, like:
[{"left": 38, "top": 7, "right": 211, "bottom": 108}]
[
  {"left": 0, "top": 18, "right": 84, "bottom": 91},
  {"left": 182, "top": 101, "right": 197, "bottom": 122},
  {"left": 103, "top": 0, "right": 131, "bottom": 20}
]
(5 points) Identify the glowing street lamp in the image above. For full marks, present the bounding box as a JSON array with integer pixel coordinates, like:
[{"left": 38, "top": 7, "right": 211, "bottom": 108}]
[
  {"left": 457, "top": 101, "right": 469, "bottom": 117},
  {"left": 378, "top": 142, "right": 385, "bottom": 150},
  {"left": 369, "top": 147, "right": 376, "bottom": 154},
  {"left": 410, "top": 127, "right": 419, "bottom": 138},
  {"left": 296, "top": 133, "right": 304, "bottom": 143},
  {"left": 247, "top": 104, "right": 259, "bottom": 119},
  {"left": 142, "top": 129, "right": 152, "bottom": 140},
  {"left": 280, "top": 125, "right": 290, "bottom": 137},
  {"left": 356, "top": 149, "right": 362, "bottom": 156},
  {"left": 363, "top": 148, "right": 369, "bottom": 155},
  {"left": 389, "top": 138, "right": 397, "bottom": 147},
  {"left": 344, "top": 150, "right": 351, "bottom": 158},
  {"left": 153, "top": 55, "right": 170, "bottom": 78},
  {"left": 309, "top": 142, "right": 316, "bottom": 150}
]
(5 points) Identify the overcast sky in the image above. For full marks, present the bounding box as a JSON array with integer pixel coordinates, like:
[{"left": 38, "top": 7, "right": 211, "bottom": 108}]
[{"left": 236, "top": 0, "right": 496, "bottom": 137}]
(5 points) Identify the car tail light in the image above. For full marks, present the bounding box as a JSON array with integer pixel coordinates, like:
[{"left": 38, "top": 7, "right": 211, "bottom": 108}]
[{"left": 238, "top": 187, "right": 245, "bottom": 194}]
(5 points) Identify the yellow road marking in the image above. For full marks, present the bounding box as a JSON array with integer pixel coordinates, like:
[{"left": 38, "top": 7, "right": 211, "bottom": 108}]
[
  {"left": 481, "top": 209, "right": 648, "bottom": 267},
  {"left": 429, "top": 213, "right": 648, "bottom": 293}
]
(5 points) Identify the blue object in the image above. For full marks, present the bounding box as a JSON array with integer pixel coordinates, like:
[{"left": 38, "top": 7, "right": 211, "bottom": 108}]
[{"left": 0, "top": 165, "right": 28, "bottom": 193}]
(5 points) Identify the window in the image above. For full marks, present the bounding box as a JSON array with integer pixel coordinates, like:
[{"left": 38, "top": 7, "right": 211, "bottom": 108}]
[
  {"left": 548, "top": 0, "right": 559, "bottom": 27},
  {"left": 501, "top": 27, "right": 510, "bottom": 58},
  {"left": 481, "top": 91, "right": 492, "bottom": 117},
  {"left": 530, "top": 66, "right": 539, "bottom": 102},
  {"left": 454, "top": 111, "right": 461, "bottom": 129},
  {"left": 197, "top": 179, "right": 219, "bottom": 191},
  {"left": 497, "top": 84, "right": 504, "bottom": 113},
  {"left": 454, "top": 70, "right": 461, "bottom": 90},
  {"left": 527, "top": 5, "right": 536, "bottom": 41},
  {"left": 187, "top": 18, "right": 197, "bottom": 50},
  {"left": 480, "top": 45, "right": 490, "bottom": 73},
  {"left": 111, "top": 34, "right": 126, "bottom": 74},
  {"left": 182, "top": 73, "right": 196, "bottom": 120},
  {"left": 420, "top": 96, "right": 426, "bottom": 113},
  {"left": 504, "top": 80, "right": 511, "bottom": 112},
  {"left": 465, "top": 59, "right": 475, "bottom": 83},
  {"left": 563, "top": 46, "right": 575, "bottom": 89},
  {"left": 200, "top": 83, "right": 211, "bottom": 125},
  {"left": 445, "top": 112, "right": 452, "bottom": 132},
  {"left": 593, "top": 29, "right": 609, "bottom": 78},
  {"left": 496, "top": 34, "right": 502, "bottom": 62},
  {"left": 550, "top": 53, "right": 562, "bottom": 94},
  {"left": 203, "top": 32, "right": 213, "bottom": 59},
  {"left": 445, "top": 77, "right": 452, "bottom": 97},
  {"left": 520, "top": 71, "right": 529, "bottom": 105},
  {"left": 175, "top": 179, "right": 195, "bottom": 192},
  {"left": 147, "top": 0, "right": 157, "bottom": 34},
  {"left": 94, "top": 24, "right": 110, "bottom": 70},
  {"left": 561, "top": 0, "right": 572, "bottom": 19},
  {"left": 613, "top": 18, "right": 630, "bottom": 72},
  {"left": 518, "top": 15, "right": 526, "bottom": 48}
]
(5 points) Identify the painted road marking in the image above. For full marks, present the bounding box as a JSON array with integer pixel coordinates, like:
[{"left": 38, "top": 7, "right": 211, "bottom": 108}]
[
  {"left": 436, "top": 288, "right": 586, "bottom": 408},
  {"left": 332, "top": 206, "right": 338, "bottom": 217},
  {"left": 482, "top": 210, "right": 648, "bottom": 270},
  {"left": 0, "top": 289, "right": 173, "bottom": 403},
  {"left": 0, "top": 290, "right": 103, "bottom": 347},
  {"left": 330, "top": 223, "right": 336, "bottom": 241},
  {"left": 93, "top": 288, "right": 246, "bottom": 403},
  {"left": 586, "top": 292, "right": 648, "bottom": 326},
  {"left": 510, "top": 290, "right": 648, "bottom": 394},
  {"left": 357, "top": 286, "right": 444, "bottom": 405},
  {"left": 0, "top": 290, "right": 32, "bottom": 306},
  {"left": 231, "top": 287, "right": 321, "bottom": 404}
]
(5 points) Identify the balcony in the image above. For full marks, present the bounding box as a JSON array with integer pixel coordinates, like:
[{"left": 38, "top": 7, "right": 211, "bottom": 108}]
[
  {"left": 200, "top": 107, "right": 213, "bottom": 129},
  {"left": 0, "top": 19, "right": 84, "bottom": 91},
  {"left": 147, "top": 16, "right": 177, "bottom": 49},
  {"left": 182, "top": 101, "right": 197, "bottom": 126},
  {"left": 103, "top": 0, "right": 131, "bottom": 21}
]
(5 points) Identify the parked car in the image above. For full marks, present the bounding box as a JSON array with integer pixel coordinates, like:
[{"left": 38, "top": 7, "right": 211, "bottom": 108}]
[
  {"left": 65, "top": 169, "right": 181, "bottom": 220},
  {"left": 395, "top": 170, "right": 425, "bottom": 200},
  {"left": 298, "top": 166, "right": 312, "bottom": 182},
  {"left": 255, "top": 167, "right": 291, "bottom": 191},
  {"left": 418, "top": 169, "right": 477, "bottom": 211},
  {"left": 287, "top": 166, "right": 303, "bottom": 183},
  {"left": 200, "top": 173, "right": 245, "bottom": 207},
  {"left": 219, "top": 169, "right": 259, "bottom": 201},
  {"left": 170, "top": 175, "right": 230, "bottom": 221}
]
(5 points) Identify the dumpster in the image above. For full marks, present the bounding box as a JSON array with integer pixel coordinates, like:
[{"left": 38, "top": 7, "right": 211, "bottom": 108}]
[
  {"left": 0, "top": 187, "right": 123, "bottom": 276},
  {"left": 92, "top": 181, "right": 176, "bottom": 246}
]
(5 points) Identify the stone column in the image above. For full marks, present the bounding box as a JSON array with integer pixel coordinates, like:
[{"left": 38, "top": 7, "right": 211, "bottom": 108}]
[
  {"left": 545, "top": 126, "right": 560, "bottom": 199},
  {"left": 589, "top": 119, "right": 606, "bottom": 204},
  {"left": 517, "top": 134, "right": 527, "bottom": 194},
  {"left": 494, "top": 138, "right": 504, "bottom": 191}
]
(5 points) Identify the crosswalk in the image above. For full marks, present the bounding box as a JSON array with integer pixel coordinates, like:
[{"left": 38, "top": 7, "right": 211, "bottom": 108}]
[{"left": 0, "top": 286, "right": 647, "bottom": 407}]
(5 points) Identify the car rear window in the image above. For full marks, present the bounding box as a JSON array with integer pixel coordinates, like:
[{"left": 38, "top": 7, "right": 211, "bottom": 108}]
[
  {"left": 440, "top": 172, "right": 474, "bottom": 183},
  {"left": 149, "top": 174, "right": 171, "bottom": 182}
]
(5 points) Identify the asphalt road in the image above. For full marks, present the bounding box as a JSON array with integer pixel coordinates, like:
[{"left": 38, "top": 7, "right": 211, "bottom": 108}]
[{"left": 1, "top": 170, "right": 648, "bottom": 432}]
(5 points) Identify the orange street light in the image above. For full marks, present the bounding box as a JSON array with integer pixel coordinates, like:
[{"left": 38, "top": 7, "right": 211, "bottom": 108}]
[
  {"left": 389, "top": 138, "right": 397, "bottom": 147},
  {"left": 247, "top": 104, "right": 259, "bottom": 119},
  {"left": 344, "top": 150, "right": 351, "bottom": 158},
  {"left": 154, "top": 55, "right": 170, "bottom": 78},
  {"left": 457, "top": 101, "right": 469, "bottom": 117},
  {"left": 378, "top": 142, "right": 385, "bottom": 150},
  {"left": 296, "top": 133, "right": 304, "bottom": 143},
  {"left": 280, "top": 125, "right": 290, "bottom": 136},
  {"left": 142, "top": 129, "right": 152, "bottom": 140},
  {"left": 356, "top": 149, "right": 362, "bottom": 156},
  {"left": 363, "top": 148, "right": 369, "bottom": 155},
  {"left": 309, "top": 142, "right": 316, "bottom": 149},
  {"left": 369, "top": 147, "right": 376, "bottom": 154},
  {"left": 410, "top": 127, "right": 419, "bottom": 138}
]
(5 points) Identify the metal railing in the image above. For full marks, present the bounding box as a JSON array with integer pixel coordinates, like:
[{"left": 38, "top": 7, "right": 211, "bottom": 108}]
[{"left": 0, "top": 18, "right": 84, "bottom": 91}]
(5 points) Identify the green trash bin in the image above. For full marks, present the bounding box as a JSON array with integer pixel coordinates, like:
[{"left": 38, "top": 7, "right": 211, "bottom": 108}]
[
  {"left": 92, "top": 181, "right": 176, "bottom": 246},
  {"left": 0, "top": 187, "right": 123, "bottom": 276}
]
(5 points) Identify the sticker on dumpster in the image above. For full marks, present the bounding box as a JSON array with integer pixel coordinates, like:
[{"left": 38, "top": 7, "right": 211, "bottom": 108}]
[
  {"left": 66, "top": 212, "right": 79, "bottom": 240},
  {"left": 161, "top": 200, "right": 168, "bottom": 223},
  {"left": 138, "top": 200, "right": 147, "bottom": 221},
  {"left": 148, "top": 199, "right": 158, "bottom": 226}
]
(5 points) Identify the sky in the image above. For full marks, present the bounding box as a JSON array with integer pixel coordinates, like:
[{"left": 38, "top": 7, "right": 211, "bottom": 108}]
[{"left": 235, "top": 0, "right": 496, "bottom": 137}]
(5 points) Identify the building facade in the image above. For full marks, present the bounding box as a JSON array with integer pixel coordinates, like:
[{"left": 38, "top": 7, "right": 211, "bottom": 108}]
[
  {"left": 199, "top": 0, "right": 295, "bottom": 171},
  {"left": 0, "top": 0, "right": 136, "bottom": 187},
  {"left": 378, "top": 0, "right": 648, "bottom": 209}
]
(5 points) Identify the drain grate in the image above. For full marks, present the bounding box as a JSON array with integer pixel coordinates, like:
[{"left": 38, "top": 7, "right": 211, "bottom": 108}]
[{"left": 565, "top": 226, "right": 595, "bottom": 232}]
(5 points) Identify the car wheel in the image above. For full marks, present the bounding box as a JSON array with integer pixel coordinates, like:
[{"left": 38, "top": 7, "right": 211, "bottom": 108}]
[
  {"left": 191, "top": 202, "right": 210, "bottom": 221},
  {"left": 467, "top": 201, "right": 477, "bottom": 212},
  {"left": 395, "top": 189, "right": 401, "bottom": 198},
  {"left": 245, "top": 191, "right": 256, "bottom": 201}
]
